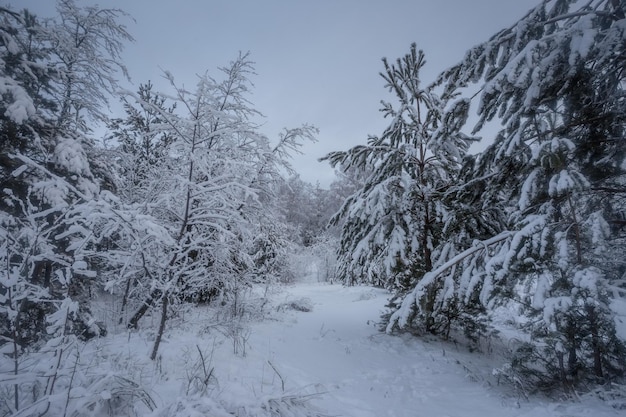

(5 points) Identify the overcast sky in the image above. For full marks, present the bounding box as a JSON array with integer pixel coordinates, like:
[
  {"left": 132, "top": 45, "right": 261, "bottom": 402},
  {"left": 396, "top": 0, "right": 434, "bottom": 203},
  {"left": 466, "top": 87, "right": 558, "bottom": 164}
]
[{"left": 15, "top": 0, "right": 539, "bottom": 187}]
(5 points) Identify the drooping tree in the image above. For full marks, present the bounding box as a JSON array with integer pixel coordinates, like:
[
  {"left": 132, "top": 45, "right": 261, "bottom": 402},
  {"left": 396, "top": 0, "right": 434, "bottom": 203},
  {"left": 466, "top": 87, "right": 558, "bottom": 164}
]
[
  {"left": 0, "top": 0, "right": 134, "bottom": 344},
  {"left": 47, "top": 0, "right": 133, "bottom": 131},
  {"left": 388, "top": 0, "right": 626, "bottom": 389}
]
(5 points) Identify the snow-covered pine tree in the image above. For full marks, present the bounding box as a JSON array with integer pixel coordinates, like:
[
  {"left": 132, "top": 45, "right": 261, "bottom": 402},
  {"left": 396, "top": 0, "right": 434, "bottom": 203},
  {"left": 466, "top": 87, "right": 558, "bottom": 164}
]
[
  {"left": 389, "top": 0, "right": 626, "bottom": 389},
  {"left": 108, "top": 81, "right": 177, "bottom": 203},
  {"left": 0, "top": 0, "right": 134, "bottom": 344},
  {"left": 0, "top": 3, "right": 139, "bottom": 413},
  {"left": 323, "top": 45, "right": 475, "bottom": 306}
]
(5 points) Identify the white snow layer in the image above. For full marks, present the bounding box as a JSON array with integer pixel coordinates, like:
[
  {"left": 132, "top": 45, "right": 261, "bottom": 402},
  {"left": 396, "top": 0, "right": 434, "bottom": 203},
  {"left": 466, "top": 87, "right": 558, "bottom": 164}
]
[{"left": 84, "top": 280, "right": 623, "bottom": 416}]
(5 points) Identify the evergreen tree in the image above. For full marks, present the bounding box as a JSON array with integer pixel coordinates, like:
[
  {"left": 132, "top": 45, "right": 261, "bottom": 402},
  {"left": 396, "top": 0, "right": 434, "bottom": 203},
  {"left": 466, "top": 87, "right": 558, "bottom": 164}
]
[
  {"left": 0, "top": 0, "right": 132, "bottom": 346},
  {"left": 0, "top": 3, "right": 136, "bottom": 412},
  {"left": 323, "top": 45, "right": 474, "bottom": 300},
  {"left": 388, "top": 0, "right": 626, "bottom": 389},
  {"left": 108, "top": 81, "right": 176, "bottom": 202}
]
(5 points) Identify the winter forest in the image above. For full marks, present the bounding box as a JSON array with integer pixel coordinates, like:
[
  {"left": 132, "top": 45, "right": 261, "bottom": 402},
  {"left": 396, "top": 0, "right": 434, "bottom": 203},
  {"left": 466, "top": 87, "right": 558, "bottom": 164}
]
[{"left": 1, "top": 0, "right": 626, "bottom": 416}]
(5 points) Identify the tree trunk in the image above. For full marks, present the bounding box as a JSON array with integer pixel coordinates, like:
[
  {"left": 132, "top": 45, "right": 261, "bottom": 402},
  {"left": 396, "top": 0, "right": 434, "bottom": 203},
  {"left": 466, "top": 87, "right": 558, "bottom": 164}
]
[
  {"left": 566, "top": 318, "right": 578, "bottom": 383},
  {"left": 586, "top": 305, "right": 604, "bottom": 379},
  {"left": 150, "top": 293, "right": 169, "bottom": 360},
  {"left": 119, "top": 277, "right": 134, "bottom": 325},
  {"left": 557, "top": 351, "right": 567, "bottom": 388},
  {"left": 127, "top": 288, "right": 161, "bottom": 329},
  {"left": 567, "top": 195, "right": 583, "bottom": 264},
  {"left": 421, "top": 194, "right": 435, "bottom": 332}
]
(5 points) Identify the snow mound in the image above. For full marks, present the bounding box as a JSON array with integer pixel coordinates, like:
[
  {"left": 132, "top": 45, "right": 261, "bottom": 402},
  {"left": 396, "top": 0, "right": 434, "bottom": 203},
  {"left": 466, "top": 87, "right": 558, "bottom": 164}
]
[
  {"left": 353, "top": 289, "right": 379, "bottom": 301},
  {"left": 278, "top": 297, "right": 314, "bottom": 312}
]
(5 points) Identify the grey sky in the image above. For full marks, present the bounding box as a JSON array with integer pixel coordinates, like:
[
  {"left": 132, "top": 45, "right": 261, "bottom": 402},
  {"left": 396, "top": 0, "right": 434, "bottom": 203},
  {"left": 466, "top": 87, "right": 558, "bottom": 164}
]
[{"left": 15, "top": 0, "right": 538, "bottom": 187}]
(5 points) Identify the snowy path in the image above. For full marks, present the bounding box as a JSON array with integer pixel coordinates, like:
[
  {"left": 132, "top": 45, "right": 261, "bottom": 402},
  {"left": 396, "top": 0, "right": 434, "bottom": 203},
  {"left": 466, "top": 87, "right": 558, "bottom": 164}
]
[
  {"left": 247, "top": 282, "right": 622, "bottom": 417},
  {"left": 138, "top": 280, "right": 623, "bottom": 416}
]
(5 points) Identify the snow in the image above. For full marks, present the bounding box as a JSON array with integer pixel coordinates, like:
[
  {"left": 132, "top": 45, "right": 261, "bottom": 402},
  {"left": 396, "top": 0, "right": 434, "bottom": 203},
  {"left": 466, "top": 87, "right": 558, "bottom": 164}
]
[
  {"left": 572, "top": 267, "right": 601, "bottom": 296},
  {"left": 568, "top": 15, "right": 596, "bottom": 66},
  {"left": 519, "top": 169, "right": 539, "bottom": 211},
  {"left": 53, "top": 137, "right": 92, "bottom": 177},
  {"left": 0, "top": 76, "right": 36, "bottom": 124},
  {"left": 10, "top": 165, "right": 28, "bottom": 177},
  {"left": 532, "top": 272, "right": 552, "bottom": 310},
  {"left": 610, "top": 298, "right": 626, "bottom": 341},
  {"left": 82, "top": 279, "right": 624, "bottom": 416},
  {"left": 548, "top": 169, "right": 588, "bottom": 197}
]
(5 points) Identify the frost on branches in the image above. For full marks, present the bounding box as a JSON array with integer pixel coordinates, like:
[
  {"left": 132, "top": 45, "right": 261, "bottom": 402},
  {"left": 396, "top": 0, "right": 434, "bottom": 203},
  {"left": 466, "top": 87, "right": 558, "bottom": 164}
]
[
  {"left": 0, "top": 3, "right": 142, "bottom": 415},
  {"left": 105, "top": 53, "right": 317, "bottom": 359},
  {"left": 1, "top": 2, "right": 319, "bottom": 414},
  {"left": 323, "top": 45, "right": 475, "bottom": 302},
  {"left": 382, "top": 0, "right": 626, "bottom": 390}
]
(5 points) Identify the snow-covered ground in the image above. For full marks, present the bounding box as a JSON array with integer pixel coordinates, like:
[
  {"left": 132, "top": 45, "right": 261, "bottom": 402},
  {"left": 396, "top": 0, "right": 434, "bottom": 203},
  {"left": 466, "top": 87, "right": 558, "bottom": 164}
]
[{"left": 89, "top": 279, "right": 624, "bottom": 416}]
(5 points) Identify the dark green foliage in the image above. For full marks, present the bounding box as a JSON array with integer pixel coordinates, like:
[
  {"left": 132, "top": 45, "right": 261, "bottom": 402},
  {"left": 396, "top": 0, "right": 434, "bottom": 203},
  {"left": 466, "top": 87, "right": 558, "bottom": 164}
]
[{"left": 380, "top": 0, "right": 626, "bottom": 394}]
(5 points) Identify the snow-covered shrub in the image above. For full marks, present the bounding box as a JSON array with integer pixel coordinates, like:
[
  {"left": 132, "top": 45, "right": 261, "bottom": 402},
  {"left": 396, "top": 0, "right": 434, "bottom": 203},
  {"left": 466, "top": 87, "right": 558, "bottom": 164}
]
[
  {"left": 62, "top": 373, "right": 156, "bottom": 417},
  {"left": 183, "top": 345, "right": 219, "bottom": 396},
  {"left": 0, "top": 303, "right": 154, "bottom": 417},
  {"left": 587, "top": 383, "right": 626, "bottom": 410},
  {"left": 277, "top": 298, "right": 314, "bottom": 313},
  {"left": 150, "top": 392, "right": 329, "bottom": 417},
  {"left": 254, "top": 394, "right": 330, "bottom": 417},
  {"left": 148, "top": 397, "right": 232, "bottom": 417}
]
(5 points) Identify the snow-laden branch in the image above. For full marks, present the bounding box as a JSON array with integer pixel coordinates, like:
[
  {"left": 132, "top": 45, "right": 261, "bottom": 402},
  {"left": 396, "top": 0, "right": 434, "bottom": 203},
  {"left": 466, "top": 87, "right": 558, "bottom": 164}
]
[{"left": 386, "top": 230, "right": 514, "bottom": 332}]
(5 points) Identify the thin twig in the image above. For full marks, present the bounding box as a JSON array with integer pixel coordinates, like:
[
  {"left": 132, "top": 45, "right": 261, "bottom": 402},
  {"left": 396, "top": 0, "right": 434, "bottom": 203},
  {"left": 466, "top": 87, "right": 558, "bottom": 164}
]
[{"left": 267, "top": 360, "right": 285, "bottom": 392}]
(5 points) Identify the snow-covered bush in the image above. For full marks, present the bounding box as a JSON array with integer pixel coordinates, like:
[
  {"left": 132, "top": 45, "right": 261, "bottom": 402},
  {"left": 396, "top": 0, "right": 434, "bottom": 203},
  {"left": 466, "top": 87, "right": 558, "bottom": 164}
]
[
  {"left": 277, "top": 297, "right": 314, "bottom": 313},
  {"left": 150, "top": 392, "right": 329, "bottom": 417}
]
